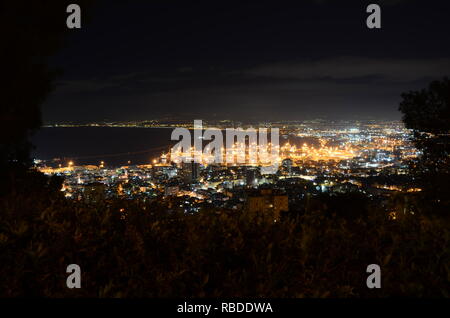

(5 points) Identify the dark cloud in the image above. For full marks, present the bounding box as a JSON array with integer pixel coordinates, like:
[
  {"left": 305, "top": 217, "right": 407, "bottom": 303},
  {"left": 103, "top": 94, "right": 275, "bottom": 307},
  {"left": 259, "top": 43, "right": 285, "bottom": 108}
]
[
  {"left": 243, "top": 57, "right": 450, "bottom": 82},
  {"left": 42, "top": 1, "right": 450, "bottom": 123}
]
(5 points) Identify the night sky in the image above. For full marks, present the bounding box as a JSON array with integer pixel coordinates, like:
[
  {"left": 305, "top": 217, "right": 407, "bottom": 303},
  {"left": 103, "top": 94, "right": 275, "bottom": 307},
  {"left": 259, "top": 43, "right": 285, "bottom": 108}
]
[{"left": 43, "top": 0, "right": 450, "bottom": 123}]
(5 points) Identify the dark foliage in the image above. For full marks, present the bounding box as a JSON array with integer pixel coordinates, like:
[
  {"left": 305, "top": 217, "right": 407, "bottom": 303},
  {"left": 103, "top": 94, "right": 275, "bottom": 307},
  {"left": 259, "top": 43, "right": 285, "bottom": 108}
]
[
  {"left": 0, "top": 191, "right": 448, "bottom": 297},
  {"left": 0, "top": 0, "right": 94, "bottom": 194},
  {"left": 399, "top": 77, "right": 450, "bottom": 215}
]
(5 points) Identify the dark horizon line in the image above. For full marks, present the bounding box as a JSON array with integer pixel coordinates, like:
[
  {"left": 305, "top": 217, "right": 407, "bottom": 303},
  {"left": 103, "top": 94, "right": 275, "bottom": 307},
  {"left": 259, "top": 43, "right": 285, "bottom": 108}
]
[{"left": 42, "top": 117, "right": 404, "bottom": 126}]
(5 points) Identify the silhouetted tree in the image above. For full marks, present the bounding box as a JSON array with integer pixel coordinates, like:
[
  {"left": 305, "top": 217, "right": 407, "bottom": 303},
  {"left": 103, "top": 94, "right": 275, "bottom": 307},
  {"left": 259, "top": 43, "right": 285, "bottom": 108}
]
[
  {"left": 0, "top": 1, "right": 93, "bottom": 194},
  {"left": 399, "top": 77, "right": 450, "bottom": 214}
]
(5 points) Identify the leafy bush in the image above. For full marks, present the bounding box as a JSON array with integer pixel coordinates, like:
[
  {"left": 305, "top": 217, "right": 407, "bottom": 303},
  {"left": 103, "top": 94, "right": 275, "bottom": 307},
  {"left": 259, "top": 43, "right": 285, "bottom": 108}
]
[{"left": 0, "top": 191, "right": 448, "bottom": 297}]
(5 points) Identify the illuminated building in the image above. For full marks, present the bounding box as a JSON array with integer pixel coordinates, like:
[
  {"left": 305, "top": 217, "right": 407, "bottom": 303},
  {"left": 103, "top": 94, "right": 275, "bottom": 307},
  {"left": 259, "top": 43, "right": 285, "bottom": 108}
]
[
  {"left": 245, "top": 189, "right": 289, "bottom": 220},
  {"left": 182, "top": 160, "right": 201, "bottom": 184}
]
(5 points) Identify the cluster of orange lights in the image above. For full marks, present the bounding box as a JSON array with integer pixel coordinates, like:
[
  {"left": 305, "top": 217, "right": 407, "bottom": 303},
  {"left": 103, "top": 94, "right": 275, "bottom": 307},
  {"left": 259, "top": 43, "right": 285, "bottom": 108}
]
[
  {"left": 280, "top": 140, "right": 355, "bottom": 162},
  {"left": 164, "top": 139, "right": 356, "bottom": 166}
]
